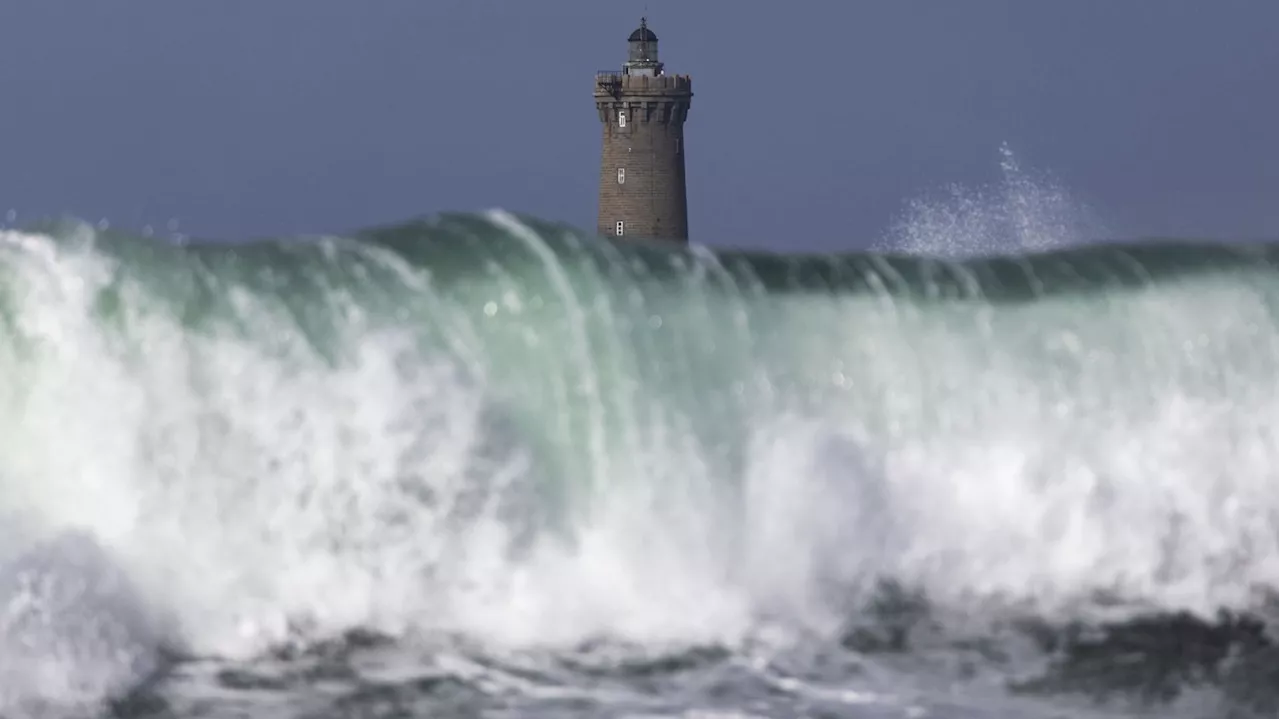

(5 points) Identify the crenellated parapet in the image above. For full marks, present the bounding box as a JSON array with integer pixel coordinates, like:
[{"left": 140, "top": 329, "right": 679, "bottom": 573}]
[
  {"left": 594, "top": 72, "right": 693, "bottom": 94},
  {"left": 594, "top": 73, "right": 693, "bottom": 125}
]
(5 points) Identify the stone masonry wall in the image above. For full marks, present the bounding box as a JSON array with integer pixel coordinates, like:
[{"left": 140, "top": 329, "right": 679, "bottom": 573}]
[{"left": 594, "top": 73, "right": 692, "bottom": 243}]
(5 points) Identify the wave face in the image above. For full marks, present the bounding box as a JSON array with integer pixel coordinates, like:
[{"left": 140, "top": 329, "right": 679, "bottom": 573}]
[{"left": 0, "top": 213, "right": 1276, "bottom": 717}]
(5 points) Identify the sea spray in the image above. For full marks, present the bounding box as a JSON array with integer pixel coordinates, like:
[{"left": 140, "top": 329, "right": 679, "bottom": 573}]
[
  {"left": 878, "top": 144, "right": 1108, "bottom": 257},
  {"left": 0, "top": 531, "right": 166, "bottom": 716}
]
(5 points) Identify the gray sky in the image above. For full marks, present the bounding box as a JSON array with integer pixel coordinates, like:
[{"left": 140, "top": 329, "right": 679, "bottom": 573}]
[{"left": 0, "top": 1, "right": 1274, "bottom": 251}]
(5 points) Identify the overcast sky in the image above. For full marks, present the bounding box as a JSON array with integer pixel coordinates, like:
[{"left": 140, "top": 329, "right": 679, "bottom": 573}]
[{"left": 0, "top": 1, "right": 1274, "bottom": 251}]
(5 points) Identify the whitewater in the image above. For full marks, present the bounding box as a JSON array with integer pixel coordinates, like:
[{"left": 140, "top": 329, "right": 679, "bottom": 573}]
[{"left": 0, "top": 161, "right": 1276, "bottom": 718}]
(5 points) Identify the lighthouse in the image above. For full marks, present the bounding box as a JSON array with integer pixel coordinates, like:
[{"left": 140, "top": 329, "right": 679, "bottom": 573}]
[{"left": 594, "top": 18, "right": 693, "bottom": 243}]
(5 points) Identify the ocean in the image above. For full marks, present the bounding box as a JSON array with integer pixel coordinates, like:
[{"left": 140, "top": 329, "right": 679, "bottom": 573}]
[{"left": 0, "top": 207, "right": 1275, "bottom": 718}]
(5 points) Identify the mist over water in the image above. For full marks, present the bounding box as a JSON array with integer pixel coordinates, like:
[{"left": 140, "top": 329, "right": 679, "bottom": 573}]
[{"left": 0, "top": 158, "right": 1275, "bottom": 718}]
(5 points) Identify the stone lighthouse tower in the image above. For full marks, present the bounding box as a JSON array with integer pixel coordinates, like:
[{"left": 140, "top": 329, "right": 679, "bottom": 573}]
[{"left": 594, "top": 18, "right": 693, "bottom": 243}]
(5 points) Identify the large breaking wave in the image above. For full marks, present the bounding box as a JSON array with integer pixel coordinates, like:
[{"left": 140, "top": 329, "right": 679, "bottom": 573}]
[{"left": 0, "top": 206, "right": 1275, "bottom": 716}]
